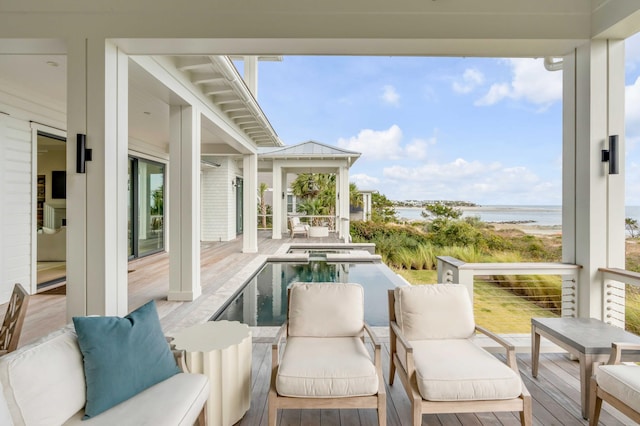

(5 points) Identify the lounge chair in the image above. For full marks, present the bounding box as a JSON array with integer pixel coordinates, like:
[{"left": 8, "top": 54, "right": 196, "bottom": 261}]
[
  {"left": 388, "top": 284, "right": 531, "bottom": 426},
  {"left": 289, "top": 216, "right": 309, "bottom": 238},
  {"left": 589, "top": 342, "right": 640, "bottom": 425},
  {"left": 269, "top": 282, "right": 386, "bottom": 425}
]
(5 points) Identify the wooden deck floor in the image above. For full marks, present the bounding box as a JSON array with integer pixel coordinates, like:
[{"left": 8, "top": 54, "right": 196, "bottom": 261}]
[
  {"left": 244, "top": 342, "right": 631, "bottom": 426},
  {"left": 3, "top": 231, "right": 635, "bottom": 425}
]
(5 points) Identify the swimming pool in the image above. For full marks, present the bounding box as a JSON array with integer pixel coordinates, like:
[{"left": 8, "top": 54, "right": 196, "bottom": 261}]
[{"left": 213, "top": 261, "right": 405, "bottom": 326}]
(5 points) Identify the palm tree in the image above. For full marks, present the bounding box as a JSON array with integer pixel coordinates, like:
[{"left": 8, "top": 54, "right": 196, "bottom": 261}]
[
  {"left": 349, "top": 182, "right": 362, "bottom": 209},
  {"left": 258, "top": 182, "right": 269, "bottom": 228}
]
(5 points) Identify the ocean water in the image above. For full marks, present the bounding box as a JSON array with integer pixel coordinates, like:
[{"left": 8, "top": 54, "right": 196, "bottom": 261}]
[{"left": 395, "top": 205, "right": 640, "bottom": 227}]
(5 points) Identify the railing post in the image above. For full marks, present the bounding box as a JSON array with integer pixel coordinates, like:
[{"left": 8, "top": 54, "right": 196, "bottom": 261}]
[
  {"left": 436, "top": 256, "right": 474, "bottom": 303},
  {"left": 561, "top": 272, "right": 578, "bottom": 318},
  {"left": 604, "top": 279, "right": 625, "bottom": 328}
]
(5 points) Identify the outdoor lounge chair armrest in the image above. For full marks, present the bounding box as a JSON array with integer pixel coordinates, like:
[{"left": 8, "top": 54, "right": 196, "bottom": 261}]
[
  {"left": 608, "top": 341, "right": 640, "bottom": 365},
  {"left": 166, "top": 336, "right": 189, "bottom": 373},
  {"left": 363, "top": 322, "right": 381, "bottom": 349},
  {"left": 363, "top": 322, "right": 383, "bottom": 375},
  {"left": 475, "top": 325, "right": 518, "bottom": 371},
  {"left": 389, "top": 320, "right": 413, "bottom": 354},
  {"left": 272, "top": 321, "right": 288, "bottom": 369}
]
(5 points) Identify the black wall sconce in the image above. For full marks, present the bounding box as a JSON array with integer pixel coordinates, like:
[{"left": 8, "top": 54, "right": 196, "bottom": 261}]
[
  {"left": 76, "top": 134, "right": 92, "bottom": 173},
  {"left": 602, "top": 135, "right": 619, "bottom": 175},
  {"left": 282, "top": 191, "right": 285, "bottom": 199},
  {"left": 231, "top": 178, "right": 238, "bottom": 188}
]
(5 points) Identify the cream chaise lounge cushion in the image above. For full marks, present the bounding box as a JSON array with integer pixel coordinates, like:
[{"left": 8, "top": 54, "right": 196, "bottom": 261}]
[
  {"left": 0, "top": 327, "right": 86, "bottom": 426},
  {"left": 62, "top": 373, "right": 209, "bottom": 426},
  {"left": 275, "top": 337, "right": 379, "bottom": 398},
  {"left": 596, "top": 364, "right": 640, "bottom": 412},
  {"left": 393, "top": 284, "right": 521, "bottom": 402},
  {"left": 276, "top": 283, "right": 378, "bottom": 398},
  {"left": 410, "top": 339, "right": 522, "bottom": 401},
  {"left": 288, "top": 283, "right": 364, "bottom": 337},
  {"left": 393, "top": 284, "right": 475, "bottom": 340}
]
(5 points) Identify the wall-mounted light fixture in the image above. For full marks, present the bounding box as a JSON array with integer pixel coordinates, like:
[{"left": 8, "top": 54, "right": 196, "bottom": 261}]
[
  {"left": 282, "top": 191, "right": 285, "bottom": 199},
  {"left": 76, "top": 134, "right": 92, "bottom": 174},
  {"left": 231, "top": 178, "right": 238, "bottom": 188},
  {"left": 602, "top": 135, "right": 619, "bottom": 175}
]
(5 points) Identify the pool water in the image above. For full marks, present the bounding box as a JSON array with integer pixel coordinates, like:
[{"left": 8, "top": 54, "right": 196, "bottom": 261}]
[{"left": 213, "top": 261, "right": 403, "bottom": 326}]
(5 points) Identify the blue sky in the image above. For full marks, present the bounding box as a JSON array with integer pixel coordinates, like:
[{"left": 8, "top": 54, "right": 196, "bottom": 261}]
[{"left": 253, "top": 34, "right": 640, "bottom": 206}]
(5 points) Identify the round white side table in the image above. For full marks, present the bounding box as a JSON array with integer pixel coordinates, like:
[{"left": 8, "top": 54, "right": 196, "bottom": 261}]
[{"left": 172, "top": 321, "right": 252, "bottom": 426}]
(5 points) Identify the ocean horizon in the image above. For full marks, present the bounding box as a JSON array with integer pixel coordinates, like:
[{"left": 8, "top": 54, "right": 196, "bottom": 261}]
[{"left": 395, "top": 205, "right": 640, "bottom": 227}]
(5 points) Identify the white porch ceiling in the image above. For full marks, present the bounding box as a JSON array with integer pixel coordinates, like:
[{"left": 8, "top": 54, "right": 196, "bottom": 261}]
[{"left": 0, "top": 54, "right": 281, "bottom": 153}]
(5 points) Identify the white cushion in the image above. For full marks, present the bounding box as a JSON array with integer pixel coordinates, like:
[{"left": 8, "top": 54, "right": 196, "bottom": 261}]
[
  {"left": 288, "top": 283, "right": 364, "bottom": 337},
  {"left": 63, "top": 373, "right": 210, "bottom": 426},
  {"left": 276, "top": 337, "right": 378, "bottom": 398},
  {"left": 0, "top": 327, "right": 86, "bottom": 426},
  {"left": 394, "top": 285, "right": 475, "bottom": 340},
  {"left": 596, "top": 364, "right": 640, "bottom": 412},
  {"left": 411, "top": 339, "right": 522, "bottom": 401}
]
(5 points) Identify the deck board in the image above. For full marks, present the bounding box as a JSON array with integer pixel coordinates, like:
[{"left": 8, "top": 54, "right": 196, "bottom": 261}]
[{"left": 1, "top": 232, "right": 635, "bottom": 425}]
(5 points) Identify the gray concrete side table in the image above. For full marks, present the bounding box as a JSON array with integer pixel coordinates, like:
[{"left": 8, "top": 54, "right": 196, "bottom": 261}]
[{"left": 531, "top": 317, "right": 640, "bottom": 419}]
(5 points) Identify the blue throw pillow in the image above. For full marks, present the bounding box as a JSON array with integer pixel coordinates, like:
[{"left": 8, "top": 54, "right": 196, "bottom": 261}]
[{"left": 73, "top": 300, "right": 180, "bottom": 419}]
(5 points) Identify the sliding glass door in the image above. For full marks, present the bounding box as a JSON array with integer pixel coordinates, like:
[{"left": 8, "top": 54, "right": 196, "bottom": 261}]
[{"left": 128, "top": 157, "right": 165, "bottom": 259}]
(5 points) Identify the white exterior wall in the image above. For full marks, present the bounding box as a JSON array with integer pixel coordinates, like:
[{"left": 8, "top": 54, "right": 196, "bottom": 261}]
[
  {"left": 0, "top": 115, "right": 33, "bottom": 299},
  {"left": 201, "top": 157, "right": 240, "bottom": 242}
]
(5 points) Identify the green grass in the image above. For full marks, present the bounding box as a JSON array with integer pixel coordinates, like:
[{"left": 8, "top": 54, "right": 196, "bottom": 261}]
[
  {"left": 627, "top": 285, "right": 640, "bottom": 335},
  {"left": 394, "top": 269, "right": 557, "bottom": 333}
]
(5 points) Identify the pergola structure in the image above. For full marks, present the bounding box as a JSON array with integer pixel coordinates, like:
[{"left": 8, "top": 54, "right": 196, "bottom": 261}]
[
  {"left": 0, "top": 1, "right": 638, "bottom": 325},
  {"left": 258, "top": 141, "right": 360, "bottom": 241}
]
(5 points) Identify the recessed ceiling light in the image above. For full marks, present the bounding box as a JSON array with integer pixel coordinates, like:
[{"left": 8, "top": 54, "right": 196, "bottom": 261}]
[{"left": 46, "top": 61, "right": 59, "bottom": 67}]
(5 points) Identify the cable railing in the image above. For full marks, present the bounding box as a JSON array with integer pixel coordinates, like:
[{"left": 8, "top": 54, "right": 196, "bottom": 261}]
[
  {"left": 437, "top": 256, "right": 580, "bottom": 333},
  {"left": 599, "top": 267, "right": 640, "bottom": 333}
]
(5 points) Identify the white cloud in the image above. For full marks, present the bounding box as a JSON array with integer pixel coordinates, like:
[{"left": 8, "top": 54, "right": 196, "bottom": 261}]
[
  {"left": 405, "top": 138, "right": 434, "bottom": 160},
  {"left": 626, "top": 33, "right": 640, "bottom": 73},
  {"left": 381, "top": 85, "right": 400, "bottom": 106},
  {"left": 337, "top": 125, "right": 404, "bottom": 160},
  {"left": 476, "top": 58, "right": 562, "bottom": 109},
  {"left": 379, "top": 158, "right": 559, "bottom": 204},
  {"left": 337, "top": 126, "right": 437, "bottom": 161},
  {"left": 452, "top": 68, "right": 484, "bottom": 94},
  {"left": 350, "top": 173, "right": 380, "bottom": 189}
]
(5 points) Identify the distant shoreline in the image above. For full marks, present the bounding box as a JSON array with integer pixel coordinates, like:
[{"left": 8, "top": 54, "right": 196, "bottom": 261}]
[{"left": 394, "top": 206, "right": 563, "bottom": 236}]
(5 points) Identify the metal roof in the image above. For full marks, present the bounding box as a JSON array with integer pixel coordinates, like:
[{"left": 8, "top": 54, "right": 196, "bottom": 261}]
[{"left": 259, "top": 140, "right": 360, "bottom": 158}]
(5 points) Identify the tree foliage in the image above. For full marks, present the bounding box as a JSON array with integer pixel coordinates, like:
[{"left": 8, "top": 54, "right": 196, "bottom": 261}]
[
  {"left": 421, "top": 202, "right": 463, "bottom": 220},
  {"left": 258, "top": 182, "right": 269, "bottom": 228},
  {"left": 371, "top": 192, "right": 397, "bottom": 223},
  {"left": 626, "top": 217, "right": 639, "bottom": 238}
]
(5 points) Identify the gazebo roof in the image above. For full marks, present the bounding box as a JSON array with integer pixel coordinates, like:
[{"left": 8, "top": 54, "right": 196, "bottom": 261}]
[{"left": 259, "top": 140, "right": 361, "bottom": 163}]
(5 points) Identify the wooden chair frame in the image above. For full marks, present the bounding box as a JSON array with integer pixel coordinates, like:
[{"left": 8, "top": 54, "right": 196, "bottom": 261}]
[
  {"left": 268, "top": 288, "right": 386, "bottom": 426},
  {"left": 0, "top": 283, "right": 29, "bottom": 355},
  {"left": 589, "top": 342, "right": 640, "bottom": 426},
  {"left": 387, "top": 289, "right": 532, "bottom": 426},
  {"left": 289, "top": 217, "right": 309, "bottom": 238}
]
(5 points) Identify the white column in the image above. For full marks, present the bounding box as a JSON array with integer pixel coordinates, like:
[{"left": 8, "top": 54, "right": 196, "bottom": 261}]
[
  {"left": 281, "top": 169, "right": 288, "bottom": 231},
  {"left": 339, "top": 166, "right": 350, "bottom": 241},
  {"left": 169, "top": 105, "right": 202, "bottom": 301},
  {"left": 243, "top": 153, "right": 258, "bottom": 253},
  {"left": 563, "top": 40, "right": 625, "bottom": 321},
  {"left": 272, "top": 162, "right": 282, "bottom": 239},
  {"left": 363, "top": 192, "right": 372, "bottom": 221},
  {"left": 244, "top": 56, "right": 258, "bottom": 99},
  {"left": 66, "top": 38, "right": 128, "bottom": 319}
]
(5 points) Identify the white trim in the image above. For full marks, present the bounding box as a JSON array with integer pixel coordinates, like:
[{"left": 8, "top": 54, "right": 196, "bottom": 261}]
[{"left": 30, "top": 123, "right": 67, "bottom": 295}]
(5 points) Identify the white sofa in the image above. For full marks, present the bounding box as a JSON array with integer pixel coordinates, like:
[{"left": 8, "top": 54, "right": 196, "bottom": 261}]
[
  {"left": 0, "top": 326, "right": 210, "bottom": 426},
  {"left": 36, "top": 227, "right": 66, "bottom": 261}
]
